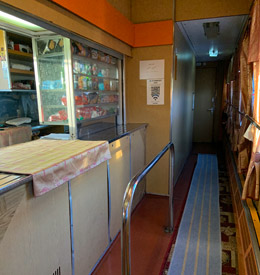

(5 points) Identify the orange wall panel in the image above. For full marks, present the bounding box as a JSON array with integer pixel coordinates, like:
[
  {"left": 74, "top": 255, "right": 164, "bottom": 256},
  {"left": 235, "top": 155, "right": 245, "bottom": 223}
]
[
  {"left": 51, "top": 0, "right": 134, "bottom": 46},
  {"left": 134, "top": 20, "right": 173, "bottom": 47}
]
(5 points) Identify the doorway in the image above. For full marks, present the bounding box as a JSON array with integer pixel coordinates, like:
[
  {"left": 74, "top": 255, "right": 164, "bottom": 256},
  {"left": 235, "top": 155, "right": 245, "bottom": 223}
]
[{"left": 193, "top": 66, "right": 216, "bottom": 142}]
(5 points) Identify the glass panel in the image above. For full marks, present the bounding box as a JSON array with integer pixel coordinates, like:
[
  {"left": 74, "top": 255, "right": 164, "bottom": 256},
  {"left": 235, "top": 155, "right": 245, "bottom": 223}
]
[
  {"left": 35, "top": 37, "right": 68, "bottom": 124},
  {"left": 71, "top": 41, "right": 120, "bottom": 122}
]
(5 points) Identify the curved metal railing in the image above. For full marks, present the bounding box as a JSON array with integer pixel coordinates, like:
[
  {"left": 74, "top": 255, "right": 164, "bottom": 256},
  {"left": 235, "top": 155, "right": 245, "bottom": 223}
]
[{"left": 121, "top": 142, "right": 175, "bottom": 275}]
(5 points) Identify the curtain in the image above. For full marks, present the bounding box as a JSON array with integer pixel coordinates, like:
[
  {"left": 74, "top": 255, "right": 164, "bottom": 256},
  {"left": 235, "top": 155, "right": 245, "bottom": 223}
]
[
  {"left": 237, "top": 25, "right": 253, "bottom": 173},
  {"left": 242, "top": 8, "right": 260, "bottom": 200}
]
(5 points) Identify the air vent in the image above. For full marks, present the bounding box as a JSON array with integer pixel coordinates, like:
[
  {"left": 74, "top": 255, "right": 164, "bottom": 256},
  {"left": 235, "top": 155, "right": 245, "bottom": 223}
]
[{"left": 52, "top": 266, "right": 61, "bottom": 275}]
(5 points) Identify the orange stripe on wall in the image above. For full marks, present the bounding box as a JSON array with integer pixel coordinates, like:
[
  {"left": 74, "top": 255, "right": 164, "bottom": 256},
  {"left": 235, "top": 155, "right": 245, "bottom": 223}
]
[
  {"left": 134, "top": 20, "right": 173, "bottom": 47},
  {"left": 51, "top": 0, "right": 134, "bottom": 46},
  {"left": 51, "top": 0, "right": 173, "bottom": 48}
]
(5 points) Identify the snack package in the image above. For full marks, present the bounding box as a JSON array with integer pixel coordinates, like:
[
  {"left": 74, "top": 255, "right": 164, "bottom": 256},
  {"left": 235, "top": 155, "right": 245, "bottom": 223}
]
[{"left": 104, "top": 79, "right": 110, "bottom": 91}]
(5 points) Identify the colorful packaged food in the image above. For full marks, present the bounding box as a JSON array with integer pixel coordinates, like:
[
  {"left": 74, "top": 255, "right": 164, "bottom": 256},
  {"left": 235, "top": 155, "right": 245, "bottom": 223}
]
[
  {"left": 91, "top": 49, "right": 98, "bottom": 59},
  {"left": 104, "top": 79, "right": 110, "bottom": 91},
  {"left": 98, "top": 79, "right": 104, "bottom": 91},
  {"left": 92, "top": 64, "right": 98, "bottom": 75},
  {"left": 92, "top": 77, "right": 98, "bottom": 90},
  {"left": 98, "top": 51, "right": 106, "bottom": 62}
]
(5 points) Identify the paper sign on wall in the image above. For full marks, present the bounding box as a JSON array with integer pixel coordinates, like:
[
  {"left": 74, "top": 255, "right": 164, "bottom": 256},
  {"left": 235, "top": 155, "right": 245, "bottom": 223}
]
[
  {"left": 147, "top": 79, "right": 164, "bottom": 105},
  {"left": 140, "top": 59, "right": 164, "bottom": 79}
]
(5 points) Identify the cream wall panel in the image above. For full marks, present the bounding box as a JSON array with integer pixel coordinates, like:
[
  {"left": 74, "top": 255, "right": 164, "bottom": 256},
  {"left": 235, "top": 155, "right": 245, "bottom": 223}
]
[
  {"left": 171, "top": 24, "right": 195, "bottom": 179},
  {"left": 0, "top": 183, "right": 72, "bottom": 275},
  {"left": 0, "top": 0, "right": 131, "bottom": 56},
  {"left": 107, "top": 0, "right": 131, "bottom": 20},
  {"left": 125, "top": 45, "right": 172, "bottom": 195},
  {"left": 131, "top": 128, "right": 146, "bottom": 209},
  {"left": 176, "top": 0, "right": 252, "bottom": 21},
  {"left": 71, "top": 161, "right": 108, "bottom": 275},
  {"left": 109, "top": 135, "right": 130, "bottom": 239},
  {"left": 131, "top": 0, "right": 173, "bottom": 23}
]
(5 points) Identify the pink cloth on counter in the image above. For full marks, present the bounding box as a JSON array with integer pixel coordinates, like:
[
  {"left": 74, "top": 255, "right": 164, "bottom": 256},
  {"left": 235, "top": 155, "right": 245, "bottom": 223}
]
[
  {"left": 0, "top": 126, "right": 32, "bottom": 147},
  {"left": 0, "top": 139, "right": 111, "bottom": 196}
]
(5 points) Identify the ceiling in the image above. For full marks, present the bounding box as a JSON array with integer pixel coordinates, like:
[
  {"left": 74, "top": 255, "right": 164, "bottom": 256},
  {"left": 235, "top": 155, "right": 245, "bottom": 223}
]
[{"left": 177, "top": 15, "right": 248, "bottom": 62}]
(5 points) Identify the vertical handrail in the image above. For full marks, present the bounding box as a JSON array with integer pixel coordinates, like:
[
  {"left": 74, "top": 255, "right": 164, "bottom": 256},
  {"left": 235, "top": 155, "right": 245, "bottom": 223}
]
[{"left": 121, "top": 142, "right": 175, "bottom": 275}]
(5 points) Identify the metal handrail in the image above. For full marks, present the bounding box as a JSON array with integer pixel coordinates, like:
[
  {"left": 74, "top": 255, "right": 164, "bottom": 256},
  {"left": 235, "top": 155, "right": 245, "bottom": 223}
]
[
  {"left": 121, "top": 142, "right": 175, "bottom": 275},
  {"left": 225, "top": 101, "right": 260, "bottom": 131}
]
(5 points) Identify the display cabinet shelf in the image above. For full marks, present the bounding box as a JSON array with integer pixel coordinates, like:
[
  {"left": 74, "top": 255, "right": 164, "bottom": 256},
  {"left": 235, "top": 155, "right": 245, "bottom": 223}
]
[
  {"left": 10, "top": 68, "right": 34, "bottom": 75},
  {"left": 8, "top": 49, "right": 33, "bottom": 60},
  {"left": 73, "top": 54, "right": 117, "bottom": 67},
  {"left": 73, "top": 72, "right": 118, "bottom": 81}
]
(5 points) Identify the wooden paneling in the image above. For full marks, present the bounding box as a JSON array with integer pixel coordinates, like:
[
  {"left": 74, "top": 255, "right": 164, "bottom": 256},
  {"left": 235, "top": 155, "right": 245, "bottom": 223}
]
[
  {"left": 71, "top": 161, "right": 108, "bottom": 274},
  {"left": 109, "top": 136, "right": 130, "bottom": 239},
  {"left": 176, "top": 0, "right": 253, "bottom": 21},
  {"left": 0, "top": 0, "right": 132, "bottom": 56},
  {"left": 107, "top": 0, "right": 131, "bottom": 20},
  {"left": 125, "top": 45, "right": 172, "bottom": 195},
  {"left": 0, "top": 182, "right": 72, "bottom": 275},
  {"left": 131, "top": 0, "right": 173, "bottom": 23}
]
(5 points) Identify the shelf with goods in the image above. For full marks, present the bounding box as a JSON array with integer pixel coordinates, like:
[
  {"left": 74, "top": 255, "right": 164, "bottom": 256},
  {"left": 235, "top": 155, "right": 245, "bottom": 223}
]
[
  {"left": 33, "top": 36, "right": 122, "bottom": 138},
  {"left": 0, "top": 30, "right": 36, "bottom": 92}
]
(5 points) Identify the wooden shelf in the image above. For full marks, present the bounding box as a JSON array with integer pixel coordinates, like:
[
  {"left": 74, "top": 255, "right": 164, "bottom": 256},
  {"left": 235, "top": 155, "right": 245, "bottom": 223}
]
[
  {"left": 8, "top": 49, "right": 33, "bottom": 59},
  {"left": 10, "top": 68, "right": 34, "bottom": 75}
]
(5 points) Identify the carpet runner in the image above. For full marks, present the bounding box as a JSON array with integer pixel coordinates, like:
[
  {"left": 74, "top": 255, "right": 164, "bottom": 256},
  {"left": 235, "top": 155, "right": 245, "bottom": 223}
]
[{"left": 168, "top": 154, "right": 221, "bottom": 275}]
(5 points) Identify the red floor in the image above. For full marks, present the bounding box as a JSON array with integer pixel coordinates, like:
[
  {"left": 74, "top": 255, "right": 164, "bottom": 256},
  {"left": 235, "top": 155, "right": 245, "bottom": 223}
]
[{"left": 93, "top": 153, "right": 197, "bottom": 275}]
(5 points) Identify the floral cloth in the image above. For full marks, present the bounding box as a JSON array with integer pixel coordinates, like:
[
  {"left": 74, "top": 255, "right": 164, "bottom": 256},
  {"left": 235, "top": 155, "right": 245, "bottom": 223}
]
[{"left": 0, "top": 139, "right": 111, "bottom": 196}]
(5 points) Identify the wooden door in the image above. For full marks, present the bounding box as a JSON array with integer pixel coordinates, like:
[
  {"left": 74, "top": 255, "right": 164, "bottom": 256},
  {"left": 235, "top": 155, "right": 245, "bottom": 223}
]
[{"left": 193, "top": 67, "right": 216, "bottom": 142}]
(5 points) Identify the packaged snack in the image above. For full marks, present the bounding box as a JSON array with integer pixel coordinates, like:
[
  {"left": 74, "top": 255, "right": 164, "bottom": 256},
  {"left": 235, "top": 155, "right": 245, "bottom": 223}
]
[
  {"left": 91, "top": 49, "right": 98, "bottom": 59},
  {"left": 86, "top": 64, "right": 92, "bottom": 75},
  {"left": 99, "top": 52, "right": 106, "bottom": 62},
  {"left": 75, "top": 95, "right": 83, "bottom": 105},
  {"left": 98, "top": 70, "right": 103, "bottom": 77},
  {"left": 105, "top": 55, "right": 111, "bottom": 64},
  {"left": 92, "top": 77, "right": 98, "bottom": 90},
  {"left": 88, "top": 92, "right": 98, "bottom": 104},
  {"left": 82, "top": 93, "right": 89, "bottom": 105},
  {"left": 111, "top": 57, "right": 117, "bottom": 65},
  {"left": 92, "top": 64, "right": 98, "bottom": 75},
  {"left": 82, "top": 77, "right": 87, "bottom": 90},
  {"left": 98, "top": 79, "right": 104, "bottom": 91},
  {"left": 104, "top": 79, "right": 110, "bottom": 91},
  {"left": 87, "top": 78, "right": 92, "bottom": 89},
  {"left": 61, "top": 96, "right": 67, "bottom": 106}
]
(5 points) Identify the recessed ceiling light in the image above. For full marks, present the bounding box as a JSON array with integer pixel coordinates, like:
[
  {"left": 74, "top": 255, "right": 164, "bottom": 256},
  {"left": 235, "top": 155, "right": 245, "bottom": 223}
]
[{"left": 209, "top": 48, "right": 218, "bottom": 57}]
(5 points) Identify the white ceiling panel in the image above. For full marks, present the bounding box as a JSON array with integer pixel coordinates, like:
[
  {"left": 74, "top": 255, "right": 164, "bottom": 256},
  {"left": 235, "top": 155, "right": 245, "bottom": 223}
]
[{"left": 177, "top": 15, "right": 248, "bottom": 62}]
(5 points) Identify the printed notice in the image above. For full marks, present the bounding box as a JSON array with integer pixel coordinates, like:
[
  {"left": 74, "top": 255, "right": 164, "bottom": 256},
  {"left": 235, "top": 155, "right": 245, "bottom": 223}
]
[
  {"left": 147, "top": 79, "right": 164, "bottom": 105},
  {"left": 140, "top": 59, "right": 164, "bottom": 79}
]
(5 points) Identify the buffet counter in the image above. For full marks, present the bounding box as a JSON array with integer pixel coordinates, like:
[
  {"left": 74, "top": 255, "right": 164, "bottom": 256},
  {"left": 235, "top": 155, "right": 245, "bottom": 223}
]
[{"left": 0, "top": 123, "right": 147, "bottom": 275}]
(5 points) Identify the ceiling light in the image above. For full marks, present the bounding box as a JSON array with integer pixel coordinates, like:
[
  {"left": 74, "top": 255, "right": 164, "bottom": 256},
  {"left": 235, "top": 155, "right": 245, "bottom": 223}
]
[
  {"left": 203, "top": 22, "right": 220, "bottom": 39},
  {"left": 0, "top": 11, "right": 44, "bottom": 31},
  {"left": 209, "top": 48, "right": 218, "bottom": 57}
]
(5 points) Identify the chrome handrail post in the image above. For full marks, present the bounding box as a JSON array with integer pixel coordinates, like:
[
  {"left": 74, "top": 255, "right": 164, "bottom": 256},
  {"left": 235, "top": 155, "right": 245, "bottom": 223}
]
[{"left": 121, "top": 142, "right": 174, "bottom": 275}]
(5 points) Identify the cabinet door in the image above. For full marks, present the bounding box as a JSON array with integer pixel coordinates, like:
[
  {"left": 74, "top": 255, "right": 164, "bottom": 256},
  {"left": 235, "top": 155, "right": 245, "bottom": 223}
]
[
  {"left": 71, "top": 161, "right": 108, "bottom": 275},
  {"left": 0, "top": 182, "right": 72, "bottom": 275},
  {"left": 109, "top": 135, "right": 130, "bottom": 240},
  {"left": 131, "top": 128, "right": 146, "bottom": 210}
]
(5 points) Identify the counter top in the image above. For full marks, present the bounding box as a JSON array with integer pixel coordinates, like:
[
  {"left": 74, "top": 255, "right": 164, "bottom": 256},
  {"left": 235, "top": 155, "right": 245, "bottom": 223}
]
[
  {"left": 0, "top": 139, "right": 111, "bottom": 196},
  {"left": 80, "top": 123, "right": 148, "bottom": 143},
  {"left": 0, "top": 172, "right": 32, "bottom": 195}
]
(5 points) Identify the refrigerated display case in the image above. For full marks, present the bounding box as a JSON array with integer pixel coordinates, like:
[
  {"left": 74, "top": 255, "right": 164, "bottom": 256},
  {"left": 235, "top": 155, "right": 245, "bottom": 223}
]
[{"left": 32, "top": 36, "right": 122, "bottom": 139}]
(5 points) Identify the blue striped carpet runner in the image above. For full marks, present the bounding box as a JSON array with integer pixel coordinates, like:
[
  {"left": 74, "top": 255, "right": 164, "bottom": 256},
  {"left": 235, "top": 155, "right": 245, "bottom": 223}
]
[{"left": 168, "top": 154, "right": 221, "bottom": 275}]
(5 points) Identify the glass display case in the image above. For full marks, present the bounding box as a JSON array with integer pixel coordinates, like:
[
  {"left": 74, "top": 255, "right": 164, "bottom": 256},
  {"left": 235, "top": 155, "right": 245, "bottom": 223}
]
[{"left": 33, "top": 36, "right": 122, "bottom": 139}]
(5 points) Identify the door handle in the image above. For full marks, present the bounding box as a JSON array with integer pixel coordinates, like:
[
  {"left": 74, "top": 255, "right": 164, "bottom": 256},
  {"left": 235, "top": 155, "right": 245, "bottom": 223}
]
[{"left": 207, "top": 107, "right": 214, "bottom": 114}]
